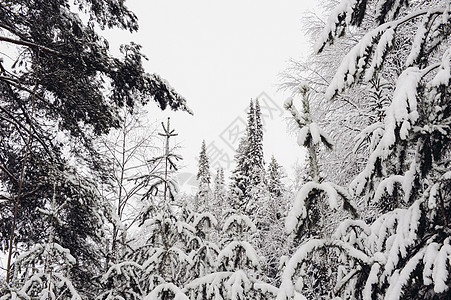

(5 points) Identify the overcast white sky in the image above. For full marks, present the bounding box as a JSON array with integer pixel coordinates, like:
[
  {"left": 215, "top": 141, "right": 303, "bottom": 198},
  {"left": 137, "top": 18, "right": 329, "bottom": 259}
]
[{"left": 106, "top": 0, "right": 317, "bottom": 191}]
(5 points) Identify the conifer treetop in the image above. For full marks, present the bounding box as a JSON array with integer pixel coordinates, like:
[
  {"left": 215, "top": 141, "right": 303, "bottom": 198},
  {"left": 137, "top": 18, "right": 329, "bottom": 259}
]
[{"left": 197, "top": 140, "right": 211, "bottom": 186}]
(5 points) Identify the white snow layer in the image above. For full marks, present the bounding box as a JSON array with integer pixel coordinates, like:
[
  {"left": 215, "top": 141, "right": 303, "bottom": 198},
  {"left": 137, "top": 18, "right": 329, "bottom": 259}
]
[
  {"left": 286, "top": 182, "right": 340, "bottom": 234},
  {"left": 325, "top": 23, "right": 391, "bottom": 100},
  {"left": 101, "top": 261, "right": 142, "bottom": 282},
  {"left": 351, "top": 67, "right": 422, "bottom": 195},
  {"left": 314, "top": 0, "right": 359, "bottom": 53},
  {"left": 222, "top": 214, "right": 256, "bottom": 234},
  {"left": 364, "top": 28, "right": 396, "bottom": 81},
  {"left": 428, "top": 47, "right": 451, "bottom": 87},
  {"left": 277, "top": 238, "right": 369, "bottom": 299},
  {"left": 144, "top": 283, "right": 189, "bottom": 300},
  {"left": 217, "top": 241, "right": 260, "bottom": 270},
  {"left": 405, "top": 14, "right": 429, "bottom": 66}
]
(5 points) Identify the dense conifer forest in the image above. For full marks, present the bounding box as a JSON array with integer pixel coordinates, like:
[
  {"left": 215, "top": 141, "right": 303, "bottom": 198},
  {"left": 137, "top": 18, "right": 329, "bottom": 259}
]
[{"left": 0, "top": 0, "right": 449, "bottom": 299}]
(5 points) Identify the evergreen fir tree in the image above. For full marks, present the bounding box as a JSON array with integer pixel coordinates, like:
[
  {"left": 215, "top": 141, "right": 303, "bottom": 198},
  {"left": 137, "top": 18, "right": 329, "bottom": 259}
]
[
  {"left": 1, "top": 183, "right": 82, "bottom": 300},
  {"left": 137, "top": 121, "right": 191, "bottom": 299},
  {"left": 229, "top": 99, "right": 267, "bottom": 215},
  {"left": 267, "top": 156, "right": 283, "bottom": 199},
  {"left": 243, "top": 99, "right": 257, "bottom": 210},
  {"left": 97, "top": 260, "right": 143, "bottom": 300},
  {"left": 197, "top": 140, "right": 211, "bottom": 186},
  {"left": 184, "top": 211, "right": 278, "bottom": 299},
  {"left": 228, "top": 137, "right": 250, "bottom": 212},
  {"left": 284, "top": 84, "right": 356, "bottom": 238},
  {"left": 195, "top": 140, "right": 212, "bottom": 212},
  {"left": 212, "top": 167, "right": 227, "bottom": 226},
  {"left": 132, "top": 204, "right": 194, "bottom": 297},
  {"left": 253, "top": 155, "right": 289, "bottom": 286},
  {"left": 247, "top": 100, "right": 256, "bottom": 159},
  {"left": 96, "top": 119, "right": 192, "bottom": 300},
  {"left": 247, "top": 99, "right": 266, "bottom": 201},
  {"left": 248, "top": 99, "right": 267, "bottom": 218},
  {"left": 213, "top": 168, "right": 226, "bottom": 206},
  {"left": 251, "top": 99, "right": 265, "bottom": 182},
  {"left": 188, "top": 212, "right": 220, "bottom": 282}
]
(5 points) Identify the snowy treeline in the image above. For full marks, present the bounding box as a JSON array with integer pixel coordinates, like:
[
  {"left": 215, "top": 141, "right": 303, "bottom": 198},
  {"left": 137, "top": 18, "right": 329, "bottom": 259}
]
[{"left": 1, "top": 0, "right": 450, "bottom": 299}]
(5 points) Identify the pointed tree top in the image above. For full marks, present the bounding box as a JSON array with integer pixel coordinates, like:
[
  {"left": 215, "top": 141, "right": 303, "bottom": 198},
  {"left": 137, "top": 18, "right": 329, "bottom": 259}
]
[{"left": 197, "top": 139, "right": 210, "bottom": 185}]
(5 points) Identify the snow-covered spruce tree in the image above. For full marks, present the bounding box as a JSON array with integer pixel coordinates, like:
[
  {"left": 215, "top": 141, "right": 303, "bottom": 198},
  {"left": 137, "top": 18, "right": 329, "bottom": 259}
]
[
  {"left": 197, "top": 140, "right": 211, "bottom": 187},
  {"left": 247, "top": 155, "right": 291, "bottom": 287},
  {"left": 228, "top": 137, "right": 250, "bottom": 212},
  {"left": 96, "top": 260, "right": 144, "bottom": 300},
  {"left": 278, "top": 84, "right": 359, "bottom": 299},
  {"left": 328, "top": 0, "right": 450, "bottom": 298},
  {"left": 280, "top": 1, "right": 451, "bottom": 299},
  {"left": 249, "top": 100, "right": 265, "bottom": 188},
  {"left": 195, "top": 140, "right": 212, "bottom": 212},
  {"left": 126, "top": 120, "right": 195, "bottom": 300},
  {"left": 226, "top": 101, "right": 287, "bottom": 286},
  {"left": 179, "top": 192, "right": 219, "bottom": 284},
  {"left": 228, "top": 99, "right": 266, "bottom": 216},
  {"left": 258, "top": 156, "right": 289, "bottom": 285},
  {"left": 187, "top": 212, "right": 220, "bottom": 286},
  {"left": 1, "top": 183, "right": 81, "bottom": 299},
  {"left": 212, "top": 167, "right": 227, "bottom": 224},
  {"left": 127, "top": 199, "right": 195, "bottom": 299},
  {"left": 130, "top": 204, "right": 194, "bottom": 298},
  {"left": 228, "top": 100, "right": 257, "bottom": 213},
  {"left": 189, "top": 141, "right": 219, "bottom": 281},
  {"left": 132, "top": 118, "right": 182, "bottom": 222},
  {"left": 279, "top": 5, "right": 403, "bottom": 231},
  {"left": 184, "top": 210, "right": 277, "bottom": 299},
  {"left": 246, "top": 99, "right": 267, "bottom": 218},
  {"left": 268, "top": 156, "right": 284, "bottom": 200}
]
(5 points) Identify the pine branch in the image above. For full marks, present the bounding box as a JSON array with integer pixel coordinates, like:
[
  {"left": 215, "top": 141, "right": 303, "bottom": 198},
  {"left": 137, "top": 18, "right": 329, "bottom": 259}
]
[
  {"left": 0, "top": 106, "right": 54, "bottom": 160},
  {"left": 0, "top": 35, "right": 67, "bottom": 57}
]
